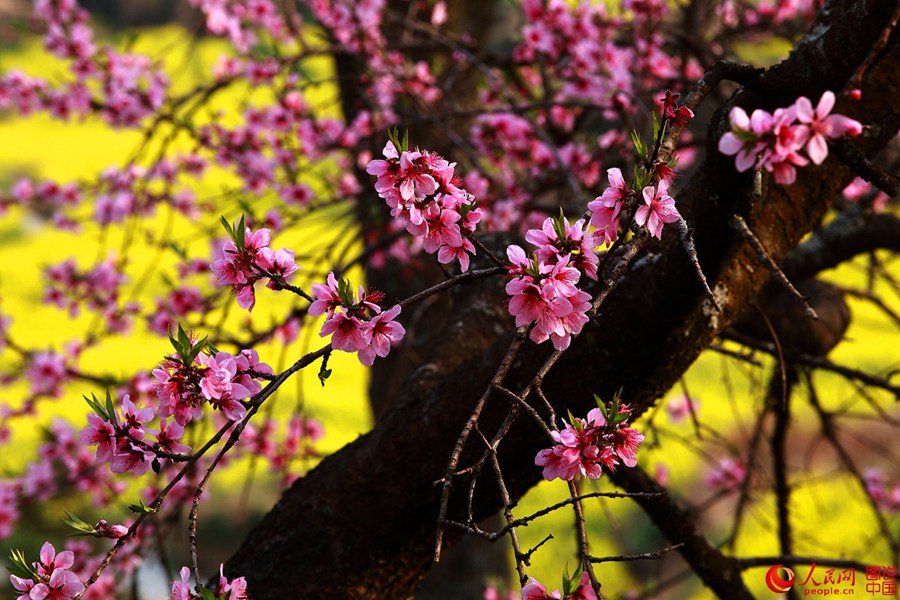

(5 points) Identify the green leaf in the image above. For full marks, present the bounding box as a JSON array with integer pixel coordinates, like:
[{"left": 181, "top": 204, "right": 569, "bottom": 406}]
[
  {"left": 63, "top": 511, "right": 98, "bottom": 537},
  {"left": 219, "top": 215, "right": 234, "bottom": 240},
  {"left": 6, "top": 548, "right": 39, "bottom": 580},
  {"left": 630, "top": 129, "right": 647, "bottom": 162},
  {"left": 236, "top": 214, "right": 246, "bottom": 248},
  {"left": 318, "top": 367, "right": 332, "bottom": 387},
  {"left": 562, "top": 563, "right": 573, "bottom": 596},
  {"left": 567, "top": 409, "right": 583, "bottom": 431},
  {"left": 84, "top": 393, "right": 108, "bottom": 421},
  {"left": 336, "top": 275, "right": 355, "bottom": 306},
  {"left": 551, "top": 209, "right": 568, "bottom": 243},
  {"left": 128, "top": 500, "right": 157, "bottom": 515},
  {"left": 197, "top": 585, "right": 218, "bottom": 600},
  {"left": 105, "top": 390, "right": 118, "bottom": 427}
]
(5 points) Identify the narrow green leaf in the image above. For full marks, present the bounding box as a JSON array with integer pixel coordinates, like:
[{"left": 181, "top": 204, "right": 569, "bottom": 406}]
[
  {"left": 6, "top": 548, "right": 39, "bottom": 580},
  {"left": 219, "top": 215, "right": 234, "bottom": 240},
  {"left": 63, "top": 511, "right": 97, "bottom": 537},
  {"left": 106, "top": 390, "right": 118, "bottom": 426},
  {"left": 128, "top": 500, "right": 157, "bottom": 515}
]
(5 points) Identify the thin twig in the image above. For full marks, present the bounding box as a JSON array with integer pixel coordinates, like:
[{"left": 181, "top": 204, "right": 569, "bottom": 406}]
[
  {"left": 732, "top": 215, "right": 818, "bottom": 320},
  {"left": 678, "top": 218, "right": 719, "bottom": 311},
  {"left": 588, "top": 543, "right": 682, "bottom": 564},
  {"left": 568, "top": 479, "right": 600, "bottom": 593}
]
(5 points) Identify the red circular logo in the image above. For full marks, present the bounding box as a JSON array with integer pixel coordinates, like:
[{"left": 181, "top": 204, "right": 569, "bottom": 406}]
[{"left": 765, "top": 565, "right": 795, "bottom": 593}]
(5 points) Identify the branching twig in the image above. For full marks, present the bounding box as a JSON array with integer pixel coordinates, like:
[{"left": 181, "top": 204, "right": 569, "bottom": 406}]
[{"left": 732, "top": 215, "right": 818, "bottom": 320}]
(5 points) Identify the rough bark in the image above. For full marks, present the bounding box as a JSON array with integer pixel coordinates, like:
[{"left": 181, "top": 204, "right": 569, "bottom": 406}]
[{"left": 225, "top": 1, "right": 900, "bottom": 597}]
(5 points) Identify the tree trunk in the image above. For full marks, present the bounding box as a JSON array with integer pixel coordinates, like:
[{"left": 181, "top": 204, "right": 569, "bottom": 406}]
[{"left": 225, "top": 1, "right": 900, "bottom": 597}]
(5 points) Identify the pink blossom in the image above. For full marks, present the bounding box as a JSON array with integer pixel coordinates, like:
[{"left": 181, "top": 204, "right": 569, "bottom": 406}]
[
  {"left": 634, "top": 181, "right": 681, "bottom": 239},
  {"left": 37, "top": 543, "right": 75, "bottom": 578},
  {"left": 438, "top": 238, "right": 476, "bottom": 272},
  {"left": 522, "top": 577, "right": 562, "bottom": 600},
  {"left": 26, "top": 352, "right": 68, "bottom": 397},
  {"left": 526, "top": 216, "right": 599, "bottom": 281},
  {"left": 522, "top": 571, "right": 597, "bottom": 600},
  {"left": 667, "top": 394, "right": 699, "bottom": 423},
  {"left": 110, "top": 438, "right": 152, "bottom": 475},
  {"left": 79, "top": 413, "right": 116, "bottom": 462},
  {"left": 588, "top": 168, "right": 628, "bottom": 246},
  {"left": 154, "top": 359, "right": 204, "bottom": 426},
  {"left": 358, "top": 305, "right": 405, "bottom": 367},
  {"left": 706, "top": 457, "right": 746, "bottom": 494},
  {"left": 321, "top": 312, "right": 372, "bottom": 352},
  {"left": 170, "top": 567, "right": 192, "bottom": 600},
  {"left": 152, "top": 419, "right": 190, "bottom": 455},
  {"left": 211, "top": 225, "right": 298, "bottom": 311},
  {"left": 795, "top": 91, "right": 863, "bottom": 164},
  {"left": 28, "top": 568, "right": 84, "bottom": 600},
  {"left": 197, "top": 352, "right": 252, "bottom": 421},
  {"left": 718, "top": 107, "right": 771, "bottom": 172},
  {"left": 610, "top": 426, "right": 644, "bottom": 468},
  {"left": 216, "top": 564, "right": 249, "bottom": 599},
  {"left": 308, "top": 271, "right": 343, "bottom": 317},
  {"left": 10, "top": 575, "right": 35, "bottom": 598}
]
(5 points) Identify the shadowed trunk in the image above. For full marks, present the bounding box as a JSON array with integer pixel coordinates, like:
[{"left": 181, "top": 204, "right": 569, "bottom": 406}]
[{"left": 225, "top": 1, "right": 899, "bottom": 597}]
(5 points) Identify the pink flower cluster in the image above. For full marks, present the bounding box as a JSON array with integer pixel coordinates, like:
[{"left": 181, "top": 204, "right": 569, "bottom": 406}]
[
  {"left": 309, "top": 272, "right": 405, "bottom": 366},
  {"left": 506, "top": 216, "right": 596, "bottom": 350},
  {"left": 0, "top": 0, "right": 169, "bottom": 127},
  {"left": 148, "top": 286, "right": 206, "bottom": 336},
  {"left": 171, "top": 564, "right": 248, "bottom": 600},
  {"left": 211, "top": 225, "right": 299, "bottom": 311},
  {"left": 79, "top": 395, "right": 186, "bottom": 476},
  {"left": 366, "top": 141, "right": 483, "bottom": 272},
  {"left": 718, "top": 91, "right": 863, "bottom": 185},
  {"left": 25, "top": 351, "right": 70, "bottom": 398},
  {"left": 522, "top": 571, "right": 597, "bottom": 600},
  {"left": 10, "top": 543, "right": 84, "bottom": 600},
  {"left": 705, "top": 457, "right": 746, "bottom": 494},
  {"left": 44, "top": 257, "right": 137, "bottom": 333},
  {"left": 842, "top": 176, "right": 890, "bottom": 213},
  {"left": 242, "top": 415, "right": 324, "bottom": 483},
  {"left": 667, "top": 393, "right": 700, "bottom": 424},
  {"left": 718, "top": 0, "right": 822, "bottom": 29},
  {"left": 189, "top": 0, "right": 291, "bottom": 54},
  {"left": 154, "top": 348, "right": 273, "bottom": 428},
  {"left": 588, "top": 167, "right": 682, "bottom": 244},
  {"left": 535, "top": 401, "right": 644, "bottom": 481}
]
